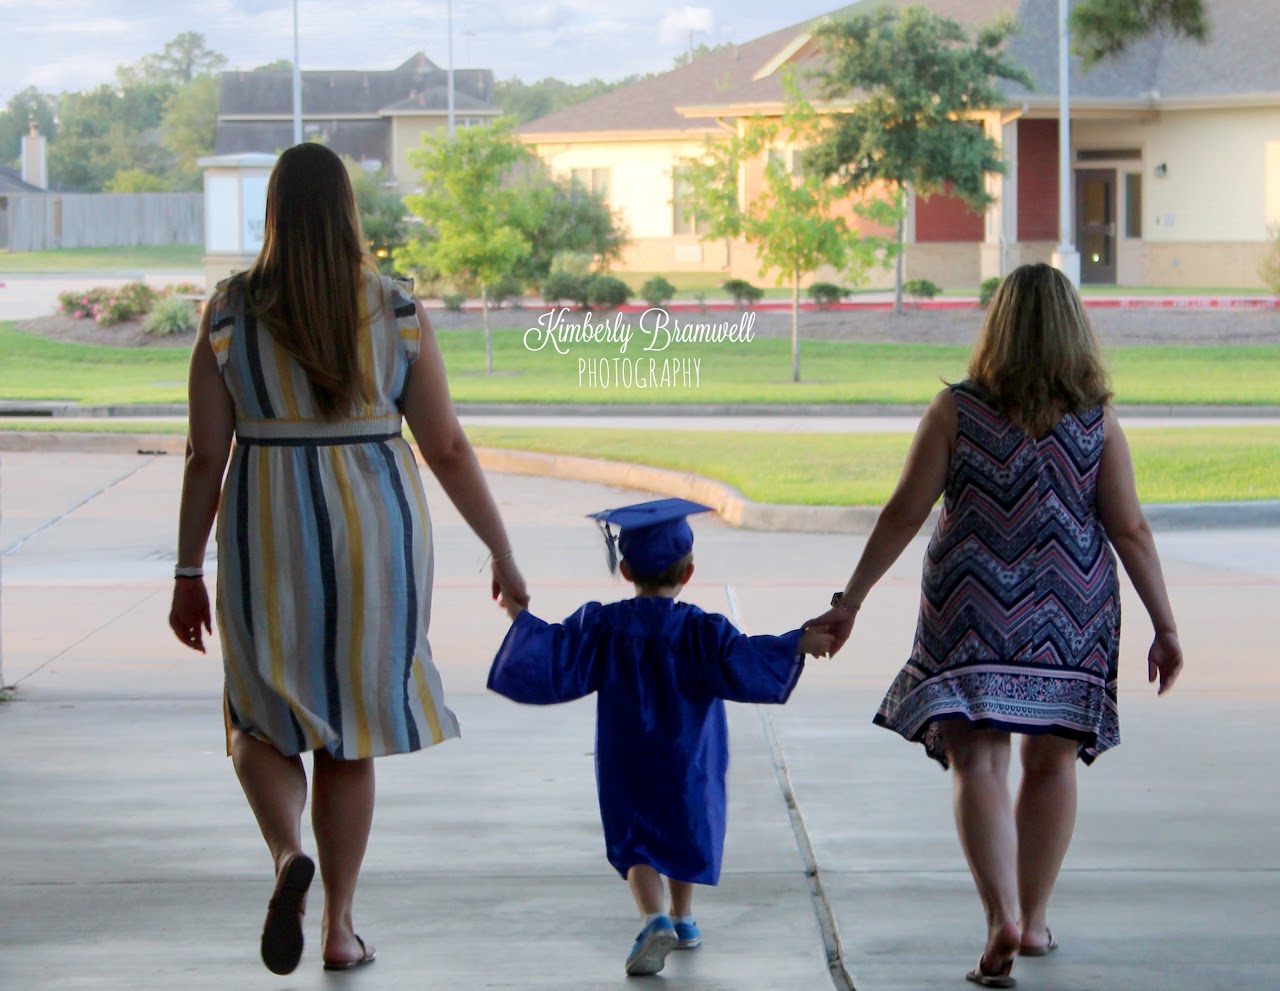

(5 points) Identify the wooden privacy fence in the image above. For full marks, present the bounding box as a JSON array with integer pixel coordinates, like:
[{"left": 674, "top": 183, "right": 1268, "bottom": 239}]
[{"left": 0, "top": 192, "right": 203, "bottom": 251}]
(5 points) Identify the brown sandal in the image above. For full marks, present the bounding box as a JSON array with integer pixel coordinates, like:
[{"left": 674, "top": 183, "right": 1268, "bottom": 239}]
[
  {"left": 324, "top": 934, "right": 377, "bottom": 971},
  {"left": 966, "top": 954, "right": 1016, "bottom": 988},
  {"left": 260, "top": 853, "right": 315, "bottom": 975}
]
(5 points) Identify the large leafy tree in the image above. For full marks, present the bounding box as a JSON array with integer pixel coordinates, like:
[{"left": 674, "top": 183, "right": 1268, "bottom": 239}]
[
  {"left": 159, "top": 74, "right": 220, "bottom": 190},
  {"left": 116, "top": 32, "right": 227, "bottom": 88},
  {"left": 1072, "top": 0, "right": 1209, "bottom": 65},
  {"left": 345, "top": 158, "right": 408, "bottom": 275},
  {"left": 44, "top": 33, "right": 225, "bottom": 191},
  {"left": 680, "top": 86, "right": 890, "bottom": 382},
  {"left": 508, "top": 169, "right": 627, "bottom": 288},
  {"left": 0, "top": 87, "right": 57, "bottom": 167},
  {"left": 808, "top": 7, "right": 1031, "bottom": 313},
  {"left": 493, "top": 76, "right": 633, "bottom": 123},
  {"left": 398, "top": 118, "right": 535, "bottom": 373}
]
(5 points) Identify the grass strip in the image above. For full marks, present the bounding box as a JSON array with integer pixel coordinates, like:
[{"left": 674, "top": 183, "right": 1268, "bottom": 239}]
[
  {"left": 5, "top": 418, "right": 1274, "bottom": 504},
  {"left": 0, "top": 245, "right": 203, "bottom": 272},
  {"left": 5, "top": 322, "right": 1280, "bottom": 407}
]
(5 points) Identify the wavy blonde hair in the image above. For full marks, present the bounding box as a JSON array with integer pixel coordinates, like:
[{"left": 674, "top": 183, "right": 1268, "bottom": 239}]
[
  {"left": 968, "top": 263, "right": 1113, "bottom": 436},
  {"left": 227, "top": 143, "right": 376, "bottom": 418}
]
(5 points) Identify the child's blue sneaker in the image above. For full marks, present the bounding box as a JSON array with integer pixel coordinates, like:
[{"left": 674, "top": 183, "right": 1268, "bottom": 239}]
[
  {"left": 673, "top": 918, "right": 701, "bottom": 949},
  {"left": 625, "top": 915, "right": 678, "bottom": 976}
]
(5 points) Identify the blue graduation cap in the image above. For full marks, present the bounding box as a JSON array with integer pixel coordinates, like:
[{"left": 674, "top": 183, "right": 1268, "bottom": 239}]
[{"left": 588, "top": 498, "right": 714, "bottom": 577}]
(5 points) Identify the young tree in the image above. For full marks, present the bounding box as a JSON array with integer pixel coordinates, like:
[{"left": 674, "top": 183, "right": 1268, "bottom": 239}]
[
  {"left": 808, "top": 7, "right": 1031, "bottom": 313},
  {"left": 398, "top": 118, "right": 534, "bottom": 373},
  {"left": 1072, "top": 0, "right": 1209, "bottom": 65},
  {"left": 680, "top": 86, "right": 890, "bottom": 382}
]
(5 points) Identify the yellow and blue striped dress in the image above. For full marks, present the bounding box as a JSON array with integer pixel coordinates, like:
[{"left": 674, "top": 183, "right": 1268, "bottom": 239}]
[{"left": 209, "top": 273, "right": 459, "bottom": 758}]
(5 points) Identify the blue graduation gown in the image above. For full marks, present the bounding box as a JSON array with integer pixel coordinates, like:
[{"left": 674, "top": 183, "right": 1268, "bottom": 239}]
[{"left": 488, "top": 596, "right": 805, "bottom": 885}]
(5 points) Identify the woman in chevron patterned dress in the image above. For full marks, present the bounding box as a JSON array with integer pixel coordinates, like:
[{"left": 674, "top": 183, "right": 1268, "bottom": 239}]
[
  {"left": 168, "top": 143, "right": 527, "bottom": 975},
  {"left": 815, "top": 263, "right": 1182, "bottom": 988}
]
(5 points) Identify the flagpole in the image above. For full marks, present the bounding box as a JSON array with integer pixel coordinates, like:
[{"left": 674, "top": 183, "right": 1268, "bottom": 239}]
[
  {"left": 1051, "top": 0, "right": 1080, "bottom": 286},
  {"left": 447, "top": 0, "right": 456, "bottom": 137},
  {"left": 292, "top": 0, "right": 303, "bottom": 145}
]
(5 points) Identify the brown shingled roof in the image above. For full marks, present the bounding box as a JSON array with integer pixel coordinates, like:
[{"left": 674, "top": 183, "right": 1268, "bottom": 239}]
[{"left": 522, "top": 0, "right": 1274, "bottom": 136}]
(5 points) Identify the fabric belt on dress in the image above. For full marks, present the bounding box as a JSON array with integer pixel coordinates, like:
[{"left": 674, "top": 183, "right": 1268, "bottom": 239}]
[{"left": 235, "top": 415, "right": 404, "bottom": 447}]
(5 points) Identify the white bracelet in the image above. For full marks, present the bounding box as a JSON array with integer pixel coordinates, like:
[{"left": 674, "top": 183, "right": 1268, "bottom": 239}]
[{"left": 174, "top": 566, "right": 204, "bottom": 579}]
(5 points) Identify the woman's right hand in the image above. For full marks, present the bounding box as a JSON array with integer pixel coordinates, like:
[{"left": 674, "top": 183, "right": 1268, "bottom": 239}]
[
  {"left": 169, "top": 578, "right": 212, "bottom": 653},
  {"left": 1148, "top": 630, "right": 1183, "bottom": 695},
  {"left": 492, "top": 556, "right": 529, "bottom": 618}
]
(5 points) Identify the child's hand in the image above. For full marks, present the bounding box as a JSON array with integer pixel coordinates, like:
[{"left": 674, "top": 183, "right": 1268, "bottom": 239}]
[{"left": 800, "top": 623, "right": 836, "bottom": 658}]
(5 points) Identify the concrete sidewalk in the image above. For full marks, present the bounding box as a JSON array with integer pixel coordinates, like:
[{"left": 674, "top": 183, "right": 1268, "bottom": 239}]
[{"left": 1, "top": 452, "right": 1278, "bottom": 990}]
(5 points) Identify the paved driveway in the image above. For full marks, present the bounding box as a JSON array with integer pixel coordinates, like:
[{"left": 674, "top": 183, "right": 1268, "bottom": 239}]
[{"left": 1, "top": 452, "right": 1277, "bottom": 989}]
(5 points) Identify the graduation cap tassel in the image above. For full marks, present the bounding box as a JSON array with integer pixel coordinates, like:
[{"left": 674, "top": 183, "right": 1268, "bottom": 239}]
[{"left": 597, "top": 520, "right": 619, "bottom": 575}]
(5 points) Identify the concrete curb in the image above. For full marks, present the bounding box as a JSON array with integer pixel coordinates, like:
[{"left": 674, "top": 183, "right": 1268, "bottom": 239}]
[
  {"left": 5, "top": 430, "right": 1276, "bottom": 534},
  {"left": 6, "top": 401, "right": 1280, "bottom": 419}
]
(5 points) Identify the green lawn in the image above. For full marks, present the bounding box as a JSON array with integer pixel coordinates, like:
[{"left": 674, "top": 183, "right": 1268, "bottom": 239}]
[
  {"left": 5, "top": 417, "right": 1275, "bottom": 504},
  {"left": 0, "top": 244, "right": 203, "bottom": 273},
  {"left": 0, "top": 326, "right": 192, "bottom": 403},
  {"left": 4, "top": 322, "right": 1280, "bottom": 407}
]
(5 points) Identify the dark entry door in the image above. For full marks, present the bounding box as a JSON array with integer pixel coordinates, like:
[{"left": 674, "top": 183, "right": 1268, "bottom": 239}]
[{"left": 1076, "top": 169, "right": 1117, "bottom": 284}]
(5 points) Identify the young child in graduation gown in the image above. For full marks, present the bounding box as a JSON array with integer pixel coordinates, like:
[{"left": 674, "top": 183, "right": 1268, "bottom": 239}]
[{"left": 488, "top": 498, "right": 833, "bottom": 977}]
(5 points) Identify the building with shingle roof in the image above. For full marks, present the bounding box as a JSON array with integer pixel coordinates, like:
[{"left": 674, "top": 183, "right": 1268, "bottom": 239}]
[
  {"left": 214, "top": 54, "right": 502, "bottom": 192},
  {"left": 523, "top": 0, "right": 1280, "bottom": 288}
]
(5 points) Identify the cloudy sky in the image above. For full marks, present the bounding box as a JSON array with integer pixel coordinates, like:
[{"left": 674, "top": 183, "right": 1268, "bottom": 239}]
[{"left": 0, "top": 0, "right": 844, "bottom": 101}]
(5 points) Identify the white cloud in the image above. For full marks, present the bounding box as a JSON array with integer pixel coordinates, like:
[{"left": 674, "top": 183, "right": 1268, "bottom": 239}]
[{"left": 658, "top": 5, "right": 714, "bottom": 47}]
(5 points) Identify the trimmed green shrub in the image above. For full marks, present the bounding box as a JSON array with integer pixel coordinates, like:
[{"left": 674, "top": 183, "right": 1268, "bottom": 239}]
[
  {"left": 487, "top": 274, "right": 524, "bottom": 308},
  {"left": 903, "top": 278, "right": 941, "bottom": 299},
  {"left": 586, "top": 274, "right": 632, "bottom": 309},
  {"left": 640, "top": 275, "right": 677, "bottom": 308},
  {"left": 979, "top": 276, "right": 1002, "bottom": 307},
  {"left": 723, "top": 279, "right": 764, "bottom": 307},
  {"left": 442, "top": 292, "right": 466, "bottom": 312},
  {"left": 143, "top": 296, "right": 198, "bottom": 336},
  {"left": 541, "top": 271, "right": 586, "bottom": 306},
  {"left": 807, "top": 281, "right": 847, "bottom": 307}
]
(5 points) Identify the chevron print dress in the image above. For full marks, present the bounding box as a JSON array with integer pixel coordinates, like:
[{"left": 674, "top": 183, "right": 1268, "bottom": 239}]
[{"left": 874, "top": 382, "right": 1120, "bottom": 766}]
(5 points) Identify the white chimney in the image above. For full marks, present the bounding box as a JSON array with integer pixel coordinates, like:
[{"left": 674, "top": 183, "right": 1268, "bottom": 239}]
[{"left": 21, "top": 122, "right": 47, "bottom": 189}]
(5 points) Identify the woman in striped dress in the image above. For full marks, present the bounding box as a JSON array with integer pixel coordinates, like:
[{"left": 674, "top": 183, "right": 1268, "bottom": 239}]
[
  {"left": 168, "top": 143, "right": 527, "bottom": 975},
  {"left": 815, "top": 264, "right": 1183, "bottom": 987}
]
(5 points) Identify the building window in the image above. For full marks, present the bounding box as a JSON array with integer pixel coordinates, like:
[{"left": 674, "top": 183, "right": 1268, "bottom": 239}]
[
  {"left": 766, "top": 148, "right": 808, "bottom": 177},
  {"left": 1077, "top": 148, "right": 1142, "bottom": 162},
  {"left": 571, "top": 167, "right": 611, "bottom": 201},
  {"left": 1125, "top": 173, "right": 1142, "bottom": 239},
  {"left": 672, "top": 169, "right": 712, "bottom": 236}
]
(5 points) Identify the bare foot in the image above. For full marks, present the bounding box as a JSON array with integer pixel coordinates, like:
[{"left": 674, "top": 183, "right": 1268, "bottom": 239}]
[
  {"left": 981, "top": 920, "right": 1021, "bottom": 974},
  {"left": 322, "top": 922, "right": 373, "bottom": 968},
  {"left": 1019, "top": 925, "right": 1058, "bottom": 955}
]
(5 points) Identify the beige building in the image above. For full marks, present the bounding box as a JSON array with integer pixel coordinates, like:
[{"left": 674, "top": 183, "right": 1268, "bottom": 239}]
[{"left": 521, "top": 0, "right": 1280, "bottom": 288}]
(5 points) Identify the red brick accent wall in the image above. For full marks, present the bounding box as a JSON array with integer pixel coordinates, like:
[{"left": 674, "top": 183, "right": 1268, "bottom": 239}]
[
  {"left": 915, "top": 183, "right": 983, "bottom": 242},
  {"left": 1018, "top": 118, "right": 1059, "bottom": 241}
]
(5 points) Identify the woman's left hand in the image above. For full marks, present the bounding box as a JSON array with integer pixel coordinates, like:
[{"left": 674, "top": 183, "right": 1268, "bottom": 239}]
[
  {"left": 809, "top": 603, "right": 859, "bottom": 655},
  {"left": 169, "top": 578, "right": 212, "bottom": 653}
]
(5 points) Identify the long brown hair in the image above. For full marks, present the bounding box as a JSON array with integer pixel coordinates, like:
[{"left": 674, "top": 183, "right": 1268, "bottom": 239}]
[
  {"left": 228, "top": 143, "right": 375, "bottom": 418},
  {"left": 968, "top": 263, "right": 1113, "bottom": 436}
]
